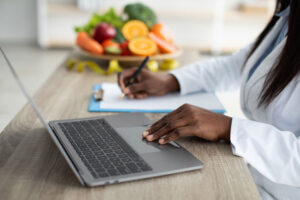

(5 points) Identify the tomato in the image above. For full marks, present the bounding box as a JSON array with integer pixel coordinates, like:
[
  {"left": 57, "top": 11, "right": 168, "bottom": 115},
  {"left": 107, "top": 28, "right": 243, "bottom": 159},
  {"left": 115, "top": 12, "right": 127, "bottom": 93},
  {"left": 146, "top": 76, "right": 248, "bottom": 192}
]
[
  {"left": 101, "top": 39, "right": 120, "bottom": 49},
  {"left": 120, "top": 41, "right": 132, "bottom": 56}
]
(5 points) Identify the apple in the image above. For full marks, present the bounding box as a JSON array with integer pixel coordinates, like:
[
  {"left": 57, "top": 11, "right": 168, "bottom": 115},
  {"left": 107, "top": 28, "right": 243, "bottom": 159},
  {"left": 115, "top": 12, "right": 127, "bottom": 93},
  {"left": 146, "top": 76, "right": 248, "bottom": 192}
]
[{"left": 93, "top": 23, "right": 116, "bottom": 43}]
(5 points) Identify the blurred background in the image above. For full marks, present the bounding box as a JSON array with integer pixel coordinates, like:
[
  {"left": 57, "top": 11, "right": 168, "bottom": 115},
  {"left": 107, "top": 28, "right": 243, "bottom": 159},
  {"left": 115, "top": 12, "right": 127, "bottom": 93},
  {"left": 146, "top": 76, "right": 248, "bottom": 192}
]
[{"left": 0, "top": 0, "right": 275, "bottom": 132}]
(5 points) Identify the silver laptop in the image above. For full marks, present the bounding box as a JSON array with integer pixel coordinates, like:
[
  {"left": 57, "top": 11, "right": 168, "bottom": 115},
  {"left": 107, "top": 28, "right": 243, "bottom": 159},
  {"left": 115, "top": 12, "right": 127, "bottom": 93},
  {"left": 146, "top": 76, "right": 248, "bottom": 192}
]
[{"left": 1, "top": 47, "right": 203, "bottom": 187}]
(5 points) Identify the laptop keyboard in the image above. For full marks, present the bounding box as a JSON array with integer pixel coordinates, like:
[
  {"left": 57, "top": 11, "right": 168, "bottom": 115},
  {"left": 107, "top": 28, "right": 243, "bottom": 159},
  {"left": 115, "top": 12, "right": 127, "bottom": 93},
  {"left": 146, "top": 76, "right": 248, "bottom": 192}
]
[{"left": 58, "top": 119, "right": 152, "bottom": 179}]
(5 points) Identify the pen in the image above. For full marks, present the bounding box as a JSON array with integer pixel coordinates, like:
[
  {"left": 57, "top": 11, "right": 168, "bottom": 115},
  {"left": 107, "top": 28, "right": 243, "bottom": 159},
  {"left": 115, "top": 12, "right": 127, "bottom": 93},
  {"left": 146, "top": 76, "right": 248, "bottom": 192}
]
[{"left": 120, "top": 56, "right": 150, "bottom": 98}]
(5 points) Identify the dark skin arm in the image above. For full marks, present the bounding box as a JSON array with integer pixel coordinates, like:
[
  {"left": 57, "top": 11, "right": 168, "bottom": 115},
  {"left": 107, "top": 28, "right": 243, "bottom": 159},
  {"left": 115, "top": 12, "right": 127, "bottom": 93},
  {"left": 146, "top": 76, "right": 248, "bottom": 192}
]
[{"left": 118, "top": 69, "right": 232, "bottom": 143}]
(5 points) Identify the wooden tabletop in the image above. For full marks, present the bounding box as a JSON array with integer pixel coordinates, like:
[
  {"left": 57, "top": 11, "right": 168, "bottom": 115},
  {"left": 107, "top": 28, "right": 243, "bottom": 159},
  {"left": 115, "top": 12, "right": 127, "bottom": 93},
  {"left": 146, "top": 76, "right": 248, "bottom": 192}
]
[{"left": 0, "top": 48, "right": 260, "bottom": 200}]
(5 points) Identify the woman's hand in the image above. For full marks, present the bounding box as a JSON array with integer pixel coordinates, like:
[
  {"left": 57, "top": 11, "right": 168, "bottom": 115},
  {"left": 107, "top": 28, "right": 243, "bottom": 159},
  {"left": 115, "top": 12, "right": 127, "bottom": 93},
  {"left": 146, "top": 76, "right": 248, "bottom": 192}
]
[
  {"left": 143, "top": 104, "right": 232, "bottom": 144},
  {"left": 118, "top": 68, "right": 179, "bottom": 99}
]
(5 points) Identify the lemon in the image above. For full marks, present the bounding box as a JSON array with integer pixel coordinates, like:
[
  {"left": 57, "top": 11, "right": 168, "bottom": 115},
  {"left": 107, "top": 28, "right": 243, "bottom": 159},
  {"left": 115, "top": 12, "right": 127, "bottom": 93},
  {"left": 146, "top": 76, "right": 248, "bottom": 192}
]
[
  {"left": 160, "top": 59, "right": 179, "bottom": 71},
  {"left": 147, "top": 60, "right": 159, "bottom": 72}
]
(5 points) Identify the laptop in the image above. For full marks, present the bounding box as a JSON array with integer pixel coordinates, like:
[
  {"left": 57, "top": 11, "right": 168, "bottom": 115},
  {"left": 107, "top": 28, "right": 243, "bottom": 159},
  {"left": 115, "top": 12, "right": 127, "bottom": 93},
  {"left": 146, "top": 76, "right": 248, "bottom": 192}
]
[{"left": 1, "top": 47, "right": 203, "bottom": 187}]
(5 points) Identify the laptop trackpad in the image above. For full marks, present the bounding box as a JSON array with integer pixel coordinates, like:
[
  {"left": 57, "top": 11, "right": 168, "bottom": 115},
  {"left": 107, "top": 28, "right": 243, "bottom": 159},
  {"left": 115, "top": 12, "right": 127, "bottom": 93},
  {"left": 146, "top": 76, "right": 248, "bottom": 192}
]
[{"left": 116, "top": 127, "right": 178, "bottom": 154}]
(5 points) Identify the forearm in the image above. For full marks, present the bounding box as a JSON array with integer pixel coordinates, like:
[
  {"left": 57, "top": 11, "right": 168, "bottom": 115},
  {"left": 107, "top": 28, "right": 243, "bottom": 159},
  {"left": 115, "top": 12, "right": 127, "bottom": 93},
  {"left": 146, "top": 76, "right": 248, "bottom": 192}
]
[
  {"left": 164, "top": 74, "right": 180, "bottom": 93},
  {"left": 170, "top": 44, "right": 253, "bottom": 95}
]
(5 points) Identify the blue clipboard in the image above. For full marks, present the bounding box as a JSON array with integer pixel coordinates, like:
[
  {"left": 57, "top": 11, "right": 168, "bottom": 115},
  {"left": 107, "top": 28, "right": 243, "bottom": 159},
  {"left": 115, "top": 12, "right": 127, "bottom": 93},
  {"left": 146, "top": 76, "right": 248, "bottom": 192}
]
[{"left": 88, "top": 84, "right": 226, "bottom": 114}]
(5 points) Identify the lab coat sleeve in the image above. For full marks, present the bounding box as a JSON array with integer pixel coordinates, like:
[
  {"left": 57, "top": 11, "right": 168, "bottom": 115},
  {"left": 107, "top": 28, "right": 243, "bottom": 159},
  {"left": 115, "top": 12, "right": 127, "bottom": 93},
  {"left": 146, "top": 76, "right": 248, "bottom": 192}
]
[
  {"left": 170, "top": 44, "right": 252, "bottom": 95},
  {"left": 231, "top": 118, "right": 300, "bottom": 187}
]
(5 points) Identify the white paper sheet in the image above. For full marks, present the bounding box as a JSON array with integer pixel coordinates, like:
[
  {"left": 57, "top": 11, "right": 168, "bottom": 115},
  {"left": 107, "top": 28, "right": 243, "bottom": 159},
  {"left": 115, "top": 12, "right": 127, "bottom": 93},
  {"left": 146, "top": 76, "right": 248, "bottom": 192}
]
[{"left": 100, "top": 83, "right": 225, "bottom": 112}]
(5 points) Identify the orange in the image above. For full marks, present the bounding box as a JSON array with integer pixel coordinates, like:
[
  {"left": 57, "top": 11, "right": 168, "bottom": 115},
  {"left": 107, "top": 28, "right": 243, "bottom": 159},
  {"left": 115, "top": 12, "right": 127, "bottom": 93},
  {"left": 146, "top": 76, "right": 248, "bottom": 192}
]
[
  {"left": 122, "top": 20, "right": 149, "bottom": 40},
  {"left": 128, "top": 37, "right": 157, "bottom": 56}
]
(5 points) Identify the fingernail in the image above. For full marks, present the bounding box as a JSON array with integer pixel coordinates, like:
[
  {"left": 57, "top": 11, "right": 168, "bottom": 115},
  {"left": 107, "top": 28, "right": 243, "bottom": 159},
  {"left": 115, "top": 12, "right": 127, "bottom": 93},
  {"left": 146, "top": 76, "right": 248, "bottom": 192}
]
[
  {"left": 159, "top": 139, "right": 164, "bottom": 144},
  {"left": 142, "top": 131, "right": 149, "bottom": 137},
  {"left": 124, "top": 88, "right": 129, "bottom": 94},
  {"left": 146, "top": 135, "right": 153, "bottom": 141}
]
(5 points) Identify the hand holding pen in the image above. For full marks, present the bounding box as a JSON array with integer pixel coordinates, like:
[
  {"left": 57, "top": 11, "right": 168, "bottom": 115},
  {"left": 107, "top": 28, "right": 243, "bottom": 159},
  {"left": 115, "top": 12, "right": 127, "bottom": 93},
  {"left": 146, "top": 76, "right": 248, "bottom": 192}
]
[
  {"left": 119, "top": 56, "right": 149, "bottom": 98},
  {"left": 117, "top": 57, "right": 180, "bottom": 99}
]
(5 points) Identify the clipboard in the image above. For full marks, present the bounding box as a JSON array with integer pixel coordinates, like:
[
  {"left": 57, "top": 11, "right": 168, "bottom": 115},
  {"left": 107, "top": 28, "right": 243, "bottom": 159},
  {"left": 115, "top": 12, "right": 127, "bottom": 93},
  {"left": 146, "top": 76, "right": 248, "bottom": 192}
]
[{"left": 88, "top": 84, "right": 226, "bottom": 114}]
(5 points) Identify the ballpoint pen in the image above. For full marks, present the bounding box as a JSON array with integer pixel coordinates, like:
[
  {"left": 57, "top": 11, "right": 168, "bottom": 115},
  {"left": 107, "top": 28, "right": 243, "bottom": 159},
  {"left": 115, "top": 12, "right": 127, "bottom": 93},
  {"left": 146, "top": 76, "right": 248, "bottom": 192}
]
[{"left": 120, "top": 56, "right": 150, "bottom": 98}]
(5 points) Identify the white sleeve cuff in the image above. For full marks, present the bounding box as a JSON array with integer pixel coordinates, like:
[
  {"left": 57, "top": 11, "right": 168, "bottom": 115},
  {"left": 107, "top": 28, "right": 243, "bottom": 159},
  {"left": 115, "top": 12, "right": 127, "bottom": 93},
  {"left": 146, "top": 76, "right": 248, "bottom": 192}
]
[
  {"left": 230, "top": 117, "right": 245, "bottom": 157},
  {"left": 169, "top": 70, "right": 188, "bottom": 95},
  {"left": 169, "top": 67, "right": 206, "bottom": 96}
]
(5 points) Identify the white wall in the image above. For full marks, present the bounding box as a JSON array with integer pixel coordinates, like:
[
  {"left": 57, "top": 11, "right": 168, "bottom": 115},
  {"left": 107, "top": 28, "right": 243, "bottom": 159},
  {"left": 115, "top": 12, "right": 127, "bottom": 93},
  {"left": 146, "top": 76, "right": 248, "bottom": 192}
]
[
  {"left": 0, "top": 0, "right": 37, "bottom": 42},
  {"left": 0, "top": 0, "right": 266, "bottom": 46}
]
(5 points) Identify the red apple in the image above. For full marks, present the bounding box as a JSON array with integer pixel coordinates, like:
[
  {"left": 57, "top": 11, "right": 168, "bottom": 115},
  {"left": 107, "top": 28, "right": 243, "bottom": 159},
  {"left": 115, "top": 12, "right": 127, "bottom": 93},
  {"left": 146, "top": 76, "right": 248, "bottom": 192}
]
[{"left": 93, "top": 23, "right": 116, "bottom": 43}]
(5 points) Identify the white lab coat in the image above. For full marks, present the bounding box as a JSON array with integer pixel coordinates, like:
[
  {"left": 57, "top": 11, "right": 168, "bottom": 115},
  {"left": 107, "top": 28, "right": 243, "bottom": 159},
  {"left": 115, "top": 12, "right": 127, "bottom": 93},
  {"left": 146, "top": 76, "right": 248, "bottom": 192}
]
[{"left": 170, "top": 15, "right": 300, "bottom": 199}]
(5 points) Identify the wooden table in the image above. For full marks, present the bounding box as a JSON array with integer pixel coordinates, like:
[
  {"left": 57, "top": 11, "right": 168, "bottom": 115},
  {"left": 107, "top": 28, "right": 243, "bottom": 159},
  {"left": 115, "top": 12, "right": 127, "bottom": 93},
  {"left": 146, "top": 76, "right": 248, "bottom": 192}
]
[{"left": 0, "top": 48, "right": 260, "bottom": 200}]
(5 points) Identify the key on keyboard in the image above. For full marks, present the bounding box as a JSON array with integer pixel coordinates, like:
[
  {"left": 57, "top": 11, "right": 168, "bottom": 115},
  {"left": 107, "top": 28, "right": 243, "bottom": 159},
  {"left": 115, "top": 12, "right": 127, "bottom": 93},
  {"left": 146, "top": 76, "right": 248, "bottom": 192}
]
[{"left": 58, "top": 119, "right": 152, "bottom": 178}]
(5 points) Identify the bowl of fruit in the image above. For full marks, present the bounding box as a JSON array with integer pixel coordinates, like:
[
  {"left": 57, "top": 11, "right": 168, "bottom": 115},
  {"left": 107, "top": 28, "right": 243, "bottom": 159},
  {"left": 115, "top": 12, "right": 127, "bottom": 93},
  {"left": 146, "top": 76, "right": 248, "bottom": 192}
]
[{"left": 74, "top": 3, "right": 181, "bottom": 68}]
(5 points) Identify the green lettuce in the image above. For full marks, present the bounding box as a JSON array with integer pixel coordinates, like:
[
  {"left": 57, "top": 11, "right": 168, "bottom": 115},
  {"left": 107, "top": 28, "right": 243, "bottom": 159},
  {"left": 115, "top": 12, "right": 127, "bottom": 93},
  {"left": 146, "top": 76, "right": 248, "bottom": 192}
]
[{"left": 74, "top": 8, "right": 124, "bottom": 34}]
